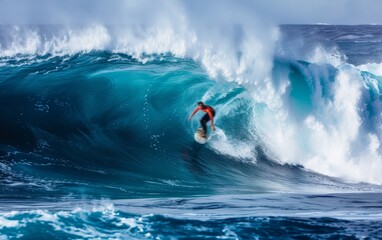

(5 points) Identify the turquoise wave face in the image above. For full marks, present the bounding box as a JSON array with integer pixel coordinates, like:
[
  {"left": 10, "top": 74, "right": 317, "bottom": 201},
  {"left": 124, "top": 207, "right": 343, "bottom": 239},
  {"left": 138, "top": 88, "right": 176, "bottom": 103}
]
[{"left": 0, "top": 53, "right": 268, "bottom": 199}]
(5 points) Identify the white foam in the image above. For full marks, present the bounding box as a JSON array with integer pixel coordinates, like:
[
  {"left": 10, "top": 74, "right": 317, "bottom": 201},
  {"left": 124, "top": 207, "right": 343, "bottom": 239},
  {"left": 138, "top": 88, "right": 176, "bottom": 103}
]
[
  {"left": 358, "top": 63, "right": 382, "bottom": 76},
  {"left": 0, "top": 203, "right": 145, "bottom": 239},
  {"left": 208, "top": 128, "right": 255, "bottom": 160},
  {"left": 0, "top": 27, "right": 41, "bottom": 56},
  {"left": 48, "top": 25, "right": 111, "bottom": 55},
  {"left": 0, "top": 217, "right": 19, "bottom": 228},
  {"left": 259, "top": 64, "right": 382, "bottom": 184},
  {"left": 307, "top": 45, "right": 344, "bottom": 67},
  {"left": 0, "top": 25, "right": 110, "bottom": 56}
]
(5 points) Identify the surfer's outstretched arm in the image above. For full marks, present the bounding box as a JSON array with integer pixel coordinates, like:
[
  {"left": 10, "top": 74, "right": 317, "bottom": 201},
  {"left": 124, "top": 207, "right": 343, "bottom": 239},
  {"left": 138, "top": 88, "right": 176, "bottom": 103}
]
[{"left": 188, "top": 107, "right": 200, "bottom": 121}]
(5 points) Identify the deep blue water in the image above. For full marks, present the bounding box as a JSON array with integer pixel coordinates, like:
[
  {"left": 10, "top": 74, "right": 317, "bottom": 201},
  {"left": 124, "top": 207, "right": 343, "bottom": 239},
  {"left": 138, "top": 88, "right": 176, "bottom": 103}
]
[
  {"left": 1, "top": 24, "right": 382, "bottom": 239},
  {"left": 1, "top": 193, "right": 381, "bottom": 239}
]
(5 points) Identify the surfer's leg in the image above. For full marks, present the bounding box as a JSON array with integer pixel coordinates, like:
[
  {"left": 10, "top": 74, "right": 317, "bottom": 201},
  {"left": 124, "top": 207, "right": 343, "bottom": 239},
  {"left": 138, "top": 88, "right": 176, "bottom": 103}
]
[{"left": 200, "top": 114, "right": 210, "bottom": 134}]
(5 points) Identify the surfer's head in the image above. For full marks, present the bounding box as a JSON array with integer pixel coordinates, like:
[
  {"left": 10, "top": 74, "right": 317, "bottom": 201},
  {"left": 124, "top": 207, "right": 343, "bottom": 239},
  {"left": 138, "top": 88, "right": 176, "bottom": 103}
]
[{"left": 198, "top": 101, "right": 204, "bottom": 108}]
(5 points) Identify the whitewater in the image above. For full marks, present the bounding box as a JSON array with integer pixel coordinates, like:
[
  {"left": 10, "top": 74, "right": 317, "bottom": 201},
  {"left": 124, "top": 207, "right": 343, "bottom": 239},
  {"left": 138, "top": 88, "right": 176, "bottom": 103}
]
[{"left": 1, "top": 2, "right": 382, "bottom": 239}]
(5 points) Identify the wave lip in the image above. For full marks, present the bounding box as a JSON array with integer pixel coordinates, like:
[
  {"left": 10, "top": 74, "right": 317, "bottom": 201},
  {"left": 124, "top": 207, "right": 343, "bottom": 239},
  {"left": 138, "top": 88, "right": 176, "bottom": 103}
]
[{"left": 0, "top": 25, "right": 111, "bottom": 56}]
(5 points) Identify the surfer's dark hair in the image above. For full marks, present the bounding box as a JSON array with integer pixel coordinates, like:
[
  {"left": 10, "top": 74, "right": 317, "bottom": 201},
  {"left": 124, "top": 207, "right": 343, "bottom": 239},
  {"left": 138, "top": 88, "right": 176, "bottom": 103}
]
[{"left": 198, "top": 101, "right": 204, "bottom": 105}]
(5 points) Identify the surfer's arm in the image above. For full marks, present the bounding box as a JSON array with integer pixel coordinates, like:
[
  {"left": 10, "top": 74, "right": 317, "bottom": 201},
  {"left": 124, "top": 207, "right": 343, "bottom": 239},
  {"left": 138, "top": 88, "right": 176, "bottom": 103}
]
[{"left": 188, "top": 107, "right": 200, "bottom": 121}]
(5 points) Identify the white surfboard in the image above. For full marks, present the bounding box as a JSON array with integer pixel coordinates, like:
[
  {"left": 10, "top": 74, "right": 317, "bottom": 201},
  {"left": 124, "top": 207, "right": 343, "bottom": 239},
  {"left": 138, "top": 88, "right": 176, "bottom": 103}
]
[{"left": 194, "top": 128, "right": 207, "bottom": 144}]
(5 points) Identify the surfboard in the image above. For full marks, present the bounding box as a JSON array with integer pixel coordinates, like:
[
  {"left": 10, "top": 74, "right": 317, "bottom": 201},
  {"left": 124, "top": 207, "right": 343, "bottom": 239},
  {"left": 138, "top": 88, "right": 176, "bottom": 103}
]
[{"left": 194, "top": 128, "right": 207, "bottom": 144}]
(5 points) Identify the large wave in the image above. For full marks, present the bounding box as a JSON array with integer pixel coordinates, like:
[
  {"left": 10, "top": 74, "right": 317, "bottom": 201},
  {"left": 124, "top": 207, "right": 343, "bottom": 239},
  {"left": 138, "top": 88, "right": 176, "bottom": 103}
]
[{"left": 1, "top": 1, "right": 382, "bottom": 191}]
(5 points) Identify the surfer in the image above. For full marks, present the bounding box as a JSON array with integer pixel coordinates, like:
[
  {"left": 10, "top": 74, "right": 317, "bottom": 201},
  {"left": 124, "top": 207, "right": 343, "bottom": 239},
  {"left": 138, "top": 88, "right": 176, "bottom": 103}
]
[{"left": 188, "top": 101, "right": 216, "bottom": 137}]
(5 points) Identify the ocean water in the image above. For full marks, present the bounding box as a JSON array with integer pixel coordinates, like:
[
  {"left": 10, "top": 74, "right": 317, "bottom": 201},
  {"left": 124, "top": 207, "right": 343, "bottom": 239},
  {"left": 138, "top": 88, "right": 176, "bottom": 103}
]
[{"left": 1, "top": 23, "right": 382, "bottom": 239}]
